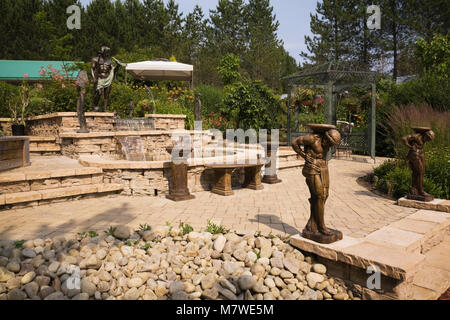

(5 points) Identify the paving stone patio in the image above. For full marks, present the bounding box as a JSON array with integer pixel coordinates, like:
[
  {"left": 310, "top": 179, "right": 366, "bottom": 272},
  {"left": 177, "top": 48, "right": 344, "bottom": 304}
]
[{"left": 0, "top": 158, "right": 418, "bottom": 241}]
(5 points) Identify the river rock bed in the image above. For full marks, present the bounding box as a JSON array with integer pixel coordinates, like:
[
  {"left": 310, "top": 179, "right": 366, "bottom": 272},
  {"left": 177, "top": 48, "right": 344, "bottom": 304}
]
[{"left": 0, "top": 225, "right": 360, "bottom": 300}]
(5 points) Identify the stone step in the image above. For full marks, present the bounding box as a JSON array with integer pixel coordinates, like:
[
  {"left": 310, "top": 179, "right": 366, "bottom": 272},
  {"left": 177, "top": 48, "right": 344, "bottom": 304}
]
[
  {"left": 0, "top": 167, "right": 103, "bottom": 184},
  {"left": 364, "top": 210, "right": 450, "bottom": 255},
  {"left": 29, "top": 136, "right": 57, "bottom": 142},
  {"left": 0, "top": 183, "right": 123, "bottom": 207},
  {"left": 29, "top": 145, "right": 61, "bottom": 152},
  {"left": 412, "top": 235, "right": 450, "bottom": 300},
  {"left": 28, "top": 136, "right": 61, "bottom": 155}
]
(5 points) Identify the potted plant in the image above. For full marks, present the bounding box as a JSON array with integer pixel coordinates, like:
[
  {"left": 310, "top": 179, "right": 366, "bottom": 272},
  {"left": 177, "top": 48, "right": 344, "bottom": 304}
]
[
  {"left": 361, "top": 92, "right": 383, "bottom": 109},
  {"left": 9, "top": 75, "right": 30, "bottom": 136},
  {"left": 294, "top": 87, "right": 315, "bottom": 107}
]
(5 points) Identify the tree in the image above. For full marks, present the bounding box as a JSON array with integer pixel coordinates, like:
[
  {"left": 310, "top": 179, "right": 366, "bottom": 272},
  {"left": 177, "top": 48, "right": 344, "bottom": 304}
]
[
  {"left": 181, "top": 5, "right": 206, "bottom": 64},
  {"left": 244, "top": 0, "right": 283, "bottom": 89},
  {"left": 208, "top": 0, "right": 247, "bottom": 57},
  {"left": 301, "top": 0, "right": 357, "bottom": 63},
  {"left": 415, "top": 34, "right": 450, "bottom": 79}
]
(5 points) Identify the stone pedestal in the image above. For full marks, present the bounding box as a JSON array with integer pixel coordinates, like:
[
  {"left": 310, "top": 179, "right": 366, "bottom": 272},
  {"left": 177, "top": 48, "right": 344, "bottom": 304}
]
[
  {"left": 261, "top": 142, "right": 282, "bottom": 184},
  {"left": 166, "top": 161, "right": 195, "bottom": 202},
  {"left": 301, "top": 228, "right": 343, "bottom": 245},
  {"left": 407, "top": 194, "right": 434, "bottom": 202}
]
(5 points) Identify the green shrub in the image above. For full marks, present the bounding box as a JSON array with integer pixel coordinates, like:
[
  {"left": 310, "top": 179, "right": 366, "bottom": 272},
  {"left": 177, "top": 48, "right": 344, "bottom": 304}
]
[
  {"left": 222, "top": 80, "right": 281, "bottom": 131},
  {"left": 195, "top": 84, "right": 223, "bottom": 115},
  {"left": 27, "top": 97, "right": 55, "bottom": 117},
  {"left": 386, "top": 73, "right": 450, "bottom": 112},
  {"left": 373, "top": 152, "right": 450, "bottom": 199},
  {"left": 0, "top": 82, "right": 19, "bottom": 117}
]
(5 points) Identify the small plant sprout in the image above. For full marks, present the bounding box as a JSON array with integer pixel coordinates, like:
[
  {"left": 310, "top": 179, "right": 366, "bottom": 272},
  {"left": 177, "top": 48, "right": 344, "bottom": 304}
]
[
  {"left": 14, "top": 240, "right": 26, "bottom": 248},
  {"left": 178, "top": 222, "right": 194, "bottom": 236},
  {"left": 205, "top": 220, "right": 229, "bottom": 234},
  {"left": 77, "top": 232, "right": 87, "bottom": 239},
  {"left": 104, "top": 226, "right": 117, "bottom": 236},
  {"left": 125, "top": 240, "right": 132, "bottom": 246},
  {"left": 88, "top": 231, "right": 99, "bottom": 238},
  {"left": 143, "top": 243, "right": 152, "bottom": 250},
  {"left": 138, "top": 224, "right": 152, "bottom": 232},
  {"left": 253, "top": 249, "right": 261, "bottom": 259}
]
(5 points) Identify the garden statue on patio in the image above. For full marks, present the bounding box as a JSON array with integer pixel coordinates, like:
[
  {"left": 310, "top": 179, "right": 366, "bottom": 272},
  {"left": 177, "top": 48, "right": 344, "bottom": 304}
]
[
  {"left": 194, "top": 93, "right": 202, "bottom": 122},
  {"left": 76, "top": 70, "right": 89, "bottom": 133},
  {"left": 403, "top": 127, "right": 435, "bottom": 202},
  {"left": 292, "top": 124, "right": 343, "bottom": 244},
  {"left": 91, "top": 46, "right": 120, "bottom": 112}
]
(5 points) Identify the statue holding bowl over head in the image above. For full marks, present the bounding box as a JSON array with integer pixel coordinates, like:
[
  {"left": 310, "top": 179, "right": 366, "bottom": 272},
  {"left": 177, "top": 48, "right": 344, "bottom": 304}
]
[
  {"left": 402, "top": 127, "right": 435, "bottom": 202},
  {"left": 292, "top": 124, "right": 342, "bottom": 244}
]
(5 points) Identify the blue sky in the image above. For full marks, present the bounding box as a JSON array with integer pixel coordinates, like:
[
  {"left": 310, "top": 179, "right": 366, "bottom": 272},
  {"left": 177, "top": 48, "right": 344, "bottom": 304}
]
[{"left": 79, "top": 0, "right": 317, "bottom": 64}]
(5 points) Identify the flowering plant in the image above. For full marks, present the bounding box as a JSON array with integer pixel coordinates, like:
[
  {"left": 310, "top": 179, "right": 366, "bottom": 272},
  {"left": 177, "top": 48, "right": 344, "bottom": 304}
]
[
  {"left": 8, "top": 74, "right": 30, "bottom": 125},
  {"left": 294, "top": 87, "right": 315, "bottom": 101}
]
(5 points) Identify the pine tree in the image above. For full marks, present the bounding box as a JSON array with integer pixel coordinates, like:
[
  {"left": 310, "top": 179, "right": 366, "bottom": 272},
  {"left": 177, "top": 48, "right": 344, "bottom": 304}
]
[
  {"left": 301, "top": 0, "right": 357, "bottom": 63},
  {"left": 208, "top": 0, "right": 247, "bottom": 57},
  {"left": 244, "top": 0, "right": 283, "bottom": 88}
]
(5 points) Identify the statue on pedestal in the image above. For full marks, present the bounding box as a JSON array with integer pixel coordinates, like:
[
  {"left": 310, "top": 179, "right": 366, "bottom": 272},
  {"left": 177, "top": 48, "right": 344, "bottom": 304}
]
[
  {"left": 292, "top": 124, "right": 342, "bottom": 244},
  {"left": 403, "top": 127, "right": 435, "bottom": 202},
  {"left": 76, "top": 70, "right": 89, "bottom": 133},
  {"left": 194, "top": 93, "right": 202, "bottom": 122},
  {"left": 91, "top": 46, "right": 120, "bottom": 112}
]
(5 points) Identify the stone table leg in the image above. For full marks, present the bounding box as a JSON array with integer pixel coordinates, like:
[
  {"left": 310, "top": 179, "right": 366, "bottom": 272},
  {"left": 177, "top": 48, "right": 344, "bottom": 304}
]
[
  {"left": 211, "top": 168, "right": 234, "bottom": 196},
  {"left": 244, "top": 165, "right": 264, "bottom": 191}
]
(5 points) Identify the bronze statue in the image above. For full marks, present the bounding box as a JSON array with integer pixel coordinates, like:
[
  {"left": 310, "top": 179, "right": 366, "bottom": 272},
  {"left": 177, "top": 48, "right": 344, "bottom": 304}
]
[
  {"left": 403, "top": 127, "right": 435, "bottom": 202},
  {"left": 194, "top": 93, "right": 202, "bottom": 122},
  {"left": 91, "top": 46, "right": 119, "bottom": 112},
  {"left": 292, "top": 124, "right": 343, "bottom": 244}
]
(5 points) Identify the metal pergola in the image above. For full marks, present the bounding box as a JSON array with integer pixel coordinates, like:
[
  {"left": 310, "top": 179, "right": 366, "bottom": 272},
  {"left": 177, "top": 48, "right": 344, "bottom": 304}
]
[{"left": 282, "top": 61, "right": 378, "bottom": 162}]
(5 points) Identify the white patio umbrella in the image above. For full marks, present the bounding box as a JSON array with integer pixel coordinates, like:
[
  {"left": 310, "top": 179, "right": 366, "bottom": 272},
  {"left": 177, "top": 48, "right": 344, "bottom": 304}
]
[{"left": 125, "top": 60, "right": 194, "bottom": 84}]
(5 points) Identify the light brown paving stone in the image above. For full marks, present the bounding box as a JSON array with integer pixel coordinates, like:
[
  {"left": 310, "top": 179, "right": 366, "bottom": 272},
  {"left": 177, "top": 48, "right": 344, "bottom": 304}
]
[
  {"left": 365, "top": 226, "right": 423, "bottom": 253},
  {"left": 390, "top": 218, "right": 441, "bottom": 235},
  {"left": 0, "top": 158, "right": 420, "bottom": 241}
]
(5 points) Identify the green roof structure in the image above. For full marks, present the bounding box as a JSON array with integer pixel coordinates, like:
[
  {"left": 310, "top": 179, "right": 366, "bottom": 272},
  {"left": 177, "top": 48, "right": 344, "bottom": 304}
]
[{"left": 0, "top": 60, "right": 81, "bottom": 81}]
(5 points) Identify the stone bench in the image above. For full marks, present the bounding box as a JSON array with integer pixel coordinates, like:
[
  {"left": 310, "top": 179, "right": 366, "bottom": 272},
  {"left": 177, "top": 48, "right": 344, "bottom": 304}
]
[
  {"left": 0, "top": 137, "right": 30, "bottom": 171},
  {"left": 206, "top": 162, "right": 264, "bottom": 196}
]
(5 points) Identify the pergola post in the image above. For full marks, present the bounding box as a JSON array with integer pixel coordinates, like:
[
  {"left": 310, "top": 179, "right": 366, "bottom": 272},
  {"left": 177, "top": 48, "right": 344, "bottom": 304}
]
[{"left": 370, "top": 83, "right": 377, "bottom": 163}]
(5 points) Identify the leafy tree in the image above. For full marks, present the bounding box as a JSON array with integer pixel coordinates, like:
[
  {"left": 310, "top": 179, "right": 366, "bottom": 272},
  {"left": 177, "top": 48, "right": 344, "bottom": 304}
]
[
  {"left": 222, "top": 80, "right": 280, "bottom": 130},
  {"left": 217, "top": 54, "right": 241, "bottom": 86},
  {"left": 415, "top": 34, "right": 450, "bottom": 78}
]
